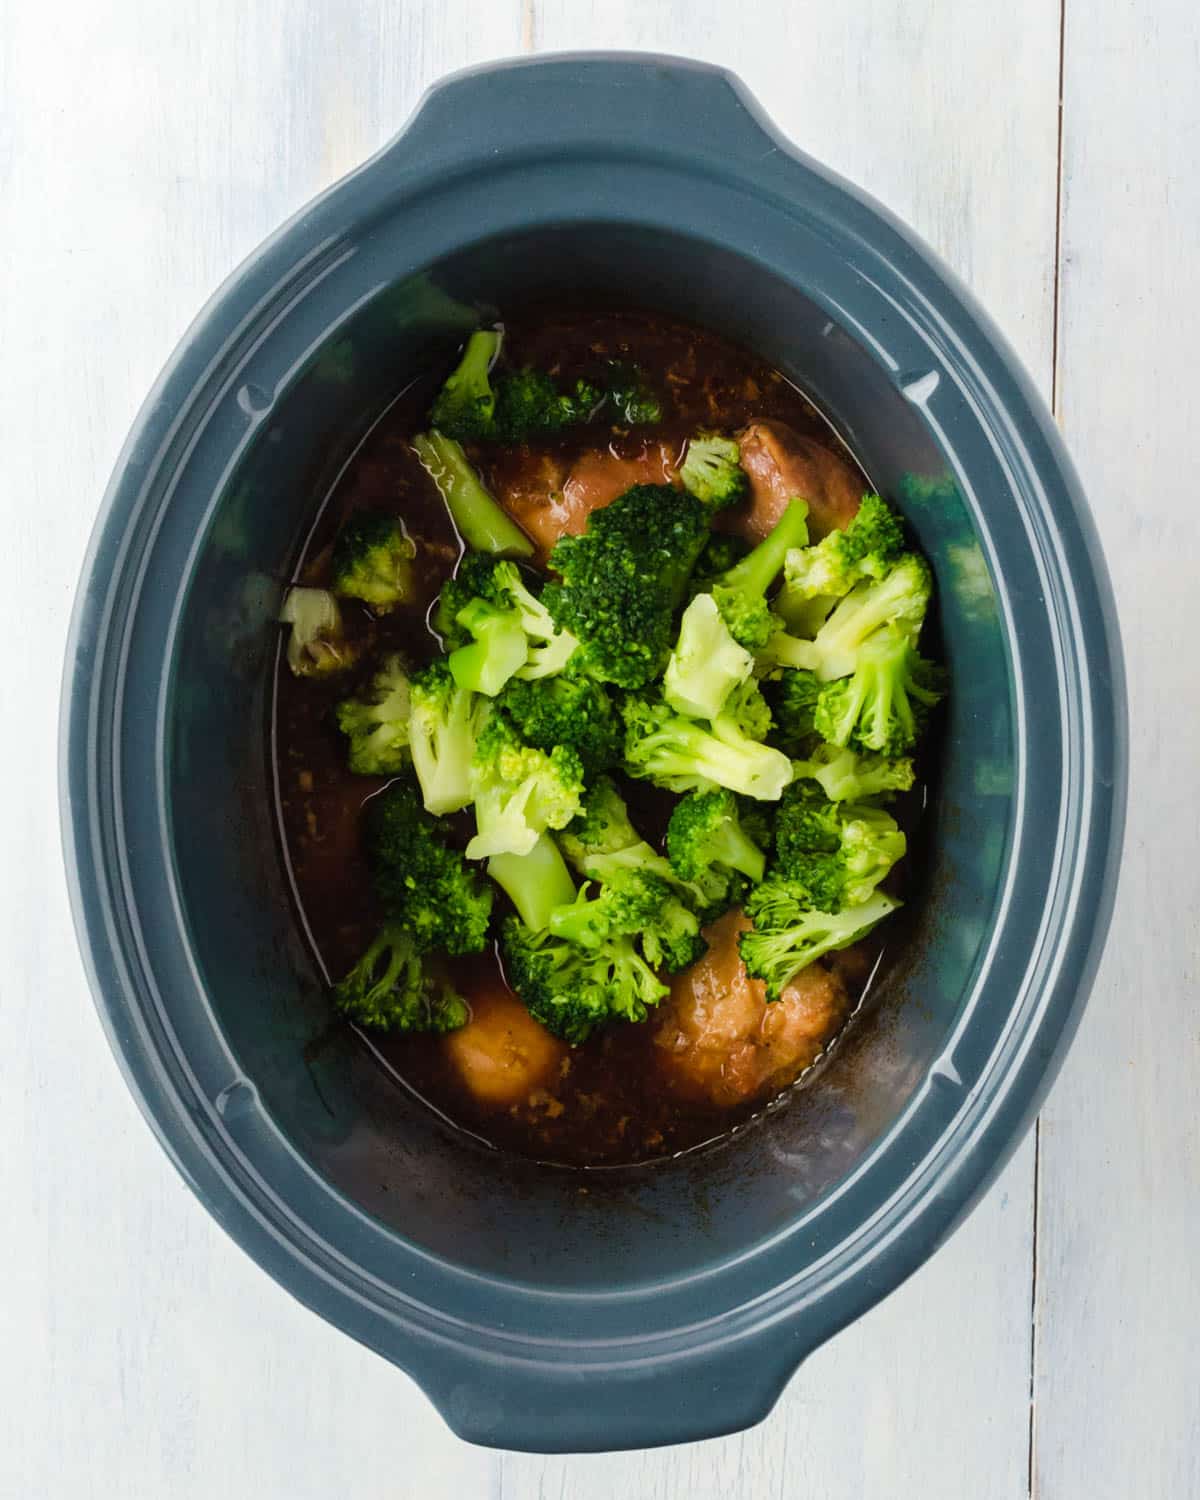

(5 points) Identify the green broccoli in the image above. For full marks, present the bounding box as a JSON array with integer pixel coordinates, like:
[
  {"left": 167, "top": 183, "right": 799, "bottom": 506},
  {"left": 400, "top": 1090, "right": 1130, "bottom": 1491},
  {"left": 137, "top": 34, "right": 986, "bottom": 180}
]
[
  {"left": 428, "top": 331, "right": 658, "bottom": 443},
  {"left": 330, "top": 511, "right": 417, "bottom": 613},
  {"left": 791, "top": 743, "right": 916, "bottom": 803},
  {"left": 465, "top": 714, "right": 584, "bottom": 860},
  {"left": 333, "top": 922, "right": 468, "bottom": 1033},
  {"left": 666, "top": 788, "right": 767, "bottom": 917},
  {"left": 408, "top": 658, "right": 490, "bottom": 815},
  {"left": 739, "top": 884, "right": 900, "bottom": 1001},
  {"left": 774, "top": 783, "right": 906, "bottom": 911},
  {"left": 492, "top": 366, "right": 601, "bottom": 441},
  {"left": 622, "top": 687, "right": 793, "bottom": 801},
  {"left": 689, "top": 530, "right": 751, "bottom": 590},
  {"left": 501, "top": 914, "right": 669, "bottom": 1044},
  {"left": 486, "top": 560, "right": 579, "bottom": 679},
  {"left": 447, "top": 597, "right": 529, "bottom": 696},
  {"left": 279, "top": 587, "right": 355, "bottom": 677},
  {"left": 543, "top": 484, "right": 714, "bottom": 687},
  {"left": 443, "top": 556, "right": 579, "bottom": 694},
  {"left": 557, "top": 776, "right": 723, "bottom": 921},
  {"left": 663, "top": 592, "right": 754, "bottom": 721},
  {"left": 778, "top": 493, "right": 906, "bottom": 622},
  {"left": 336, "top": 654, "right": 412, "bottom": 775},
  {"left": 547, "top": 869, "right": 704, "bottom": 973},
  {"left": 412, "top": 430, "right": 534, "bottom": 558},
  {"left": 709, "top": 498, "right": 811, "bottom": 649},
  {"left": 432, "top": 551, "right": 511, "bottom": 647},
  {"left": 679, "top": 433, "right": 748, "bottom": 509},
  {"left": 813, "top": 624, "right": 946, "bottom": 755},
  {"left": 429, "top": 328, "right": 500, "bottom": 440},
  {"left": 723, "top": 678, "right": 775, "bottom": 741},
  {"left": 486, "top": 833, "right": 578, "bottom": 934},
  {"left": 557, "top": 776, "right": 678, "bottom": 886},
  {"left": 497, "top": 671, "right": 623, "bottom": 777},
  {"left": 367, "top": 779, "right": 494, "bottom": 955},
  {"left": 769, "top": 670, "right": 823, "bottom": 750},
  {"left": 757, "top": 553, "right": 933, "bottom": 681},
  {"left": 604, "top": 362, "right": 662, "bottom": 426}
]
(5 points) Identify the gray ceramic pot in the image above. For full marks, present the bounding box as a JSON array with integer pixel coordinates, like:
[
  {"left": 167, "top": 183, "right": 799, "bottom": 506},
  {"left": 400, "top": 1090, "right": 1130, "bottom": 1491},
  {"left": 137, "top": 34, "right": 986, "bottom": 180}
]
[{"left": 60, "top": 55, "right": 1125, "bottom": 1452}]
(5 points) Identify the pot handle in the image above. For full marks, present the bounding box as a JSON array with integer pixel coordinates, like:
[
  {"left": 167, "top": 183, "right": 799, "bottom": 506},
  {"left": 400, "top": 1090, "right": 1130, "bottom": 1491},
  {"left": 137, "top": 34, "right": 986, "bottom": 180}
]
[
  {"left": 382, "top": 53, "right": 795, "bottom": 182},
  {"left": 414, "top": 1335, "right": 804, "bottom": 1453}
]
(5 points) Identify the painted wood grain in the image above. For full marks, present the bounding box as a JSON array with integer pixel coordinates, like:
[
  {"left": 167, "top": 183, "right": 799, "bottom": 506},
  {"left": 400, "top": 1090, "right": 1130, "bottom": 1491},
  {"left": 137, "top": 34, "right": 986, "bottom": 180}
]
[{"left": 1031, "top": 3, "right": 1200, "bottom": 1497}]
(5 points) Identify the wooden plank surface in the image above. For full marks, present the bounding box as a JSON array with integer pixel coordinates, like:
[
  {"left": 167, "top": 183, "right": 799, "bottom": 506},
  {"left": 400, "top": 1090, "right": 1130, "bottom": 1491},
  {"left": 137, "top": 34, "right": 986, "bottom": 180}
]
[
  {"left": 5, "top": 0, "right": 1189, "bottom": 1494},
  {"left": 1031, "top": 3, "right": 1200, "bottom": 1497}
]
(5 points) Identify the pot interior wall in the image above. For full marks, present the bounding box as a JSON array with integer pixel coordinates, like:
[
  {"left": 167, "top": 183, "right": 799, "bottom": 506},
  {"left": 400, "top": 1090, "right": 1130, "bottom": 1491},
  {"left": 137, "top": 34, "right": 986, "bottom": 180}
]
[{"left": 167, "top": 226, "right": 1012, "bottom": 1289}]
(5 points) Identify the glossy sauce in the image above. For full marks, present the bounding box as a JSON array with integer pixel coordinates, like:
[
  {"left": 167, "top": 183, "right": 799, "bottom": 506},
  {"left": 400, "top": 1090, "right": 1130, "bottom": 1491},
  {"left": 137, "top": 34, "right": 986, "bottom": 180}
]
[{"left": 274, "top": 308, "right": 899, "bottom": 1167}]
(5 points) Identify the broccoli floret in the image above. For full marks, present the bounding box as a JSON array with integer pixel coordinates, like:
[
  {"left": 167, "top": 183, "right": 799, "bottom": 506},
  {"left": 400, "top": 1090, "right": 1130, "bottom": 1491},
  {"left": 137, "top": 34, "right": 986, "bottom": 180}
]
[
  {"left": 336, "top": 655, "right": 412, "bottom": 775},
  {"left": 769, "top": 670, "right": 822, "bottom": 750},
  {"left": 723, "top": 678, "right": 774, "bottom": 741},
  {"left": 465, "top": 715, "right": 584, "bottom": 860},
  {"left": 778, "top": 493, "right": 906, "bottom": 619},
  {"left": 429, "top": 329, "right": 501, "bottom": 441},
  {"left": 493, "top": 367, "right": 601, "bottom": 441},
  {"left": 666, "top": 788, "right": 767, "bottom": 917},
  {"left": 739, "top": 884, "right": 900, "bottom": 1001},
  {"left": 679, "top": 433, "right": 749, "bottom": 509},
  {"left": 408, "top": 658, "right": 490, "bottom": 815},
  {"left": 622, "top": 690, "right": 793, "bottom": 801},
  {"left": 548, "top": 870, "right": 705, "bottom": 973},
  {"left": 604, "top": 362, "right": 662, "bottom": 426},
  {"left": 690, "top": 531, "right": 751, "bottom": 589},
  {"left": 412, "top": 430, "right": 534, "bottom": 558},
  {"left": 501, "top": 915, "right": 669, "bottom": 1044},
  {"left": 447, "top": 597, "right": 529, "bottom": 696},
  {"left": 557, "top": 776, "right": 673, "bottom": 881},
  {"left": 757, "top": 554, "right": 933, "bottom": 681},
  {"left": 490, "top": 561, "right": 580, "bottom": 679},
  {"left": 330, "top": 511, "right": 417, "bottom": 613},
  {"left": 432, "top": 551, "right": 510, "bottom": 647},
  {"left": 709, "top": 499, "right": 811, "bottom": 649},
  {"left": 663, "top": 592, "right": 754, "bottom": 720},
  {"left": 368, "top": 780, "right": 494, "bottom": 955},
  {"left": 774, "top": 784, "right": 906, "bottom": 911},
  {"left": 791, "top": 744, "right": 915, "bottom": 803},
  {"left": 279, "top": 587, "right": 355, "bottom": 677},
  {"left": 543, "top": 484, "right": 713, "bottom": 687},
  {"left": 333, "top": 922, "right": 468, "bottom": 1033},
  {"left": 497, "top": 671, "right": 623, "bottom": 777},
  {"left": 486, "top": 833, "right": 578, "bottom": 933},
  {"left": 813, "top": 624, "right": 946, "bottom": 755},
  {"left": 427, "top": 332, "right": 659, "bottom": 443},
  {"left": 557, "top": 775, "right": 715, "bottom": 906},
  {"left": 443, "top": 557, "right": 579, "bottom": 694},
  {"left": 773, "top": 780, "right": 841, "bottom": 856}
]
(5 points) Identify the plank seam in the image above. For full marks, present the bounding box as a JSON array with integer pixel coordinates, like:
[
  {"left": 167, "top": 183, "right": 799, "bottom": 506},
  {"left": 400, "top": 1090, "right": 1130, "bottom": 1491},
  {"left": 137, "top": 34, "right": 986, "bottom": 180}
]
[{"left": 1050, "top": 0, "right": 1067, "bottom": 419}]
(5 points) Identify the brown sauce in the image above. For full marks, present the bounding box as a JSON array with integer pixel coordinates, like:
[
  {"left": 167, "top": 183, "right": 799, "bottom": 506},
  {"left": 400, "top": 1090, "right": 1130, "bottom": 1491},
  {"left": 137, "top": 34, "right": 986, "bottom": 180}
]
[{"left": 273, "top": 307, "right": 898, "bottom": 1167}]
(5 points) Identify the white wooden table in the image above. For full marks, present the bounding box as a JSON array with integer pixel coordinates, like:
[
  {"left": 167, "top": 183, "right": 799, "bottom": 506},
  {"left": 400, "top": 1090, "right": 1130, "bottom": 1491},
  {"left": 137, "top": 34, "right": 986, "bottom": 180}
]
[{"left": 3, "top": 3, "right": 1196, "bottom": 1495}]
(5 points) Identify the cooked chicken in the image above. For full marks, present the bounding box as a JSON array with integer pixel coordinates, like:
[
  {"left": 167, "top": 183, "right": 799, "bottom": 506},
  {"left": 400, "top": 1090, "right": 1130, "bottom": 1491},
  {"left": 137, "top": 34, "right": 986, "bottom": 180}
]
[
  {"left": 486, "top": 439, "right": 678, "bottom": 560},
  {"left": 727, "top": 420, "right": 863, "bottom": 541},
  {"left": 443, "top": 984, "right": 566, "bottom": 1108},
  {"left": 655, "top": 909, "right": 851, "bottom": 1108}
]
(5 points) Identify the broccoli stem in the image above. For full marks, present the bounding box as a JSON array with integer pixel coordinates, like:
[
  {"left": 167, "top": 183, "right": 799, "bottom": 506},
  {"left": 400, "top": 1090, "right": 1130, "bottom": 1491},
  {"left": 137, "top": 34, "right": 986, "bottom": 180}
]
[
  {"left": 488, "top": 835, "right": 577, "bottom": 932},
  {"left": 719, "top": 499, "right": 810, "bottom": 597},
  {"left": 412, "top": 431, "right": 534, "bottom": 558},
  {"left": 710, "top": 818, "right": 768, "bottom": 883},
  {"left": 448, "top": 600, "right": 528, "bottom": 696}
]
